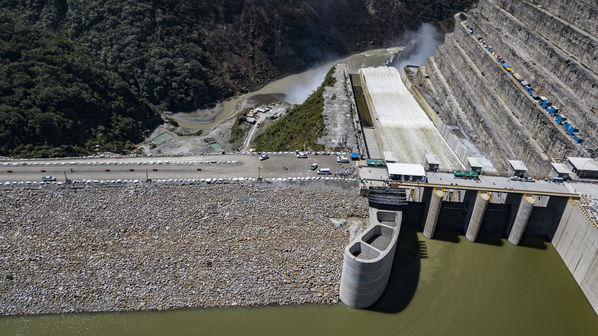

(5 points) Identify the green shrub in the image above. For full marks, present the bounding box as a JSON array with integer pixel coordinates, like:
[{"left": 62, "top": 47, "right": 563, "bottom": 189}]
[
  {"left": 253, "top": 67, "right": 336, "bottom": 151},
  {"left": 175, "top": 129, "right": 203, "bottom": 136}
]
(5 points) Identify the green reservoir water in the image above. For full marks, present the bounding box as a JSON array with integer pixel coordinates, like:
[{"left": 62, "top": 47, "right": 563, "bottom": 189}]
[{"left": 3, "top": 229, "right": 597, "bottom": 336}]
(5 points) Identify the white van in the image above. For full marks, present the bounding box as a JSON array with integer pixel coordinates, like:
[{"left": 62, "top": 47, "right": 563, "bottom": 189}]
[{"left": 317, "top": 168, "right": 331, "bottom": 175}]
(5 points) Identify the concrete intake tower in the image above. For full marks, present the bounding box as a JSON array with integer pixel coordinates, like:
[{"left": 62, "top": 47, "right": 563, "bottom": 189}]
[{"left": 339, "top": 208, "right": 402, "bottom": 308}]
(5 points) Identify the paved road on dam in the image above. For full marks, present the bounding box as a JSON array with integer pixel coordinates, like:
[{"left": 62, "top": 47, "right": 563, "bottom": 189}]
[
  {"left": 359, "top": 167, "right": 588, "bottom": 198},
  {"left": 0, "top": 154, "right": 356, "bottom": 183}
]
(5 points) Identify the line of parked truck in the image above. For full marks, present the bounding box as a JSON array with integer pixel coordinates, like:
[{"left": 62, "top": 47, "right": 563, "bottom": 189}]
[{"left": 468, "top": 26, "right": 584, "bottom": 145}]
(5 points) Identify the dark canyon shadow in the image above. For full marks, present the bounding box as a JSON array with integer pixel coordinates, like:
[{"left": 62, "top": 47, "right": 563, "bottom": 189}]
[{"left": 368, "top": 225, "right": 421, "bottom": 314}]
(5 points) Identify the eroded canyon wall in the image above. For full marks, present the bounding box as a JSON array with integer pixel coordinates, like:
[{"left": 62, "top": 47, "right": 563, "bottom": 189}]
[{"left": 414, "top": 0, "right": 597, "bottom": 175}]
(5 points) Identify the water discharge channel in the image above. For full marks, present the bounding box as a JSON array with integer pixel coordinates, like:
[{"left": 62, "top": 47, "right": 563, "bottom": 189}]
[
  {"left": 3, "top": 231, "right": 597, "bottom": 335},
  {"left": 360, "top": 67, "right": 465, "bottom": 169}
]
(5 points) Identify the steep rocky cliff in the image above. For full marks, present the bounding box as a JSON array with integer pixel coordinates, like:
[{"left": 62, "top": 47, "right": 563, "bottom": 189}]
[{"left": 413, "top": 0, "right": 597, "bottom": 175}]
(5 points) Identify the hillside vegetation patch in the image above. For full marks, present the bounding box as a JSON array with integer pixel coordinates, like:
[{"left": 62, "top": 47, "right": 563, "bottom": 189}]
[{"left": 253, "top": 67, "right": 336, "bottom": 151}]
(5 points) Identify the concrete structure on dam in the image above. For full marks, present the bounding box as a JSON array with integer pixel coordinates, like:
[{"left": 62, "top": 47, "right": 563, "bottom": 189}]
[
  {"left": 399, "top": 0, "right": 598, "bottom": 312},
  {"left": 345, "top": 0, "right": 598, "bottom": 314},
  {"left": 465, "top": 191, "right": 490, "bottom": 242},
  {"left": 339, "top": 208, "right": 402, "bottom": 308},
  {"left": 507, "top": 194, "right": 536, "bottom": 245},
  {"left": 339, "top": 0, "right": 598, "bottom": 318},
  {"left": 553, "top": 198, "right": 598, "bottom": 314},
  {"left": 415, "top": 185, "right": 569, "bottom": 245},
  {"left": 362, "top": 181, "right": 598, "bottom": 313},
  {"left": 423, "top": 188, "right": 444, "bottom": 239}
]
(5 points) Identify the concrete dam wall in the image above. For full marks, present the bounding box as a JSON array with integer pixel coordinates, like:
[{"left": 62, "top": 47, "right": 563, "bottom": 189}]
[
  {"left": 366, "top": 186, "right": 598, "bottom": 314},
  {"left": 413, "top": 0, "right": 597, "bottom": 175},
  {"left": 553, "top": 200, "right": 598, "bottom": 315}
]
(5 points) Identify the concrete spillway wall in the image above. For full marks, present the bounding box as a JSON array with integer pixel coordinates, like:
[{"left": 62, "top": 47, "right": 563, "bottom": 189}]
[
  {"left": 553, "top": 200, "right": 598, "bottom": 314},
  {"left": 339, "top": 209, "right": 401, "bottom": 308},
  {"left": 403, "top": 70, "right": 484, "bottom": 166},
  {"left": 359, "top": 67, "right": 464, "bottom": 170}
]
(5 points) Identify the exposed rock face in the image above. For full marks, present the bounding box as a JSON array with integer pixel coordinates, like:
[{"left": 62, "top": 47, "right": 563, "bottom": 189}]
[
  {"left": 414, "top": 0, "right": 597, "bottom": 175},
  {"left": 536, "top": 0, "right": 598, "bottom": 38},
  {"left": 318, "top": 64, "right": 360, "bottom": 152}
]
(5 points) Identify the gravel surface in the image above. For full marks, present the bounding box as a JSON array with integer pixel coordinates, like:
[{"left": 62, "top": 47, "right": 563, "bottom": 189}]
[{"left": 0, "top": 182, "right": 367, "bottom": 315}]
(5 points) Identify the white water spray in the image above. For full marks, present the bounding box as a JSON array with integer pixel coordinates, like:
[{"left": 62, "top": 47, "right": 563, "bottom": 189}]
[{"left": 394, "top": 23, "right": 444, "bottom": 70}]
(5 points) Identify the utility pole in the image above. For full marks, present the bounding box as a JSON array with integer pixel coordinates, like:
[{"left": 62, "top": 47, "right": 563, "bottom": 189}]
[{"left": 63, "top": 170, "right": 71, "bottom": 184}]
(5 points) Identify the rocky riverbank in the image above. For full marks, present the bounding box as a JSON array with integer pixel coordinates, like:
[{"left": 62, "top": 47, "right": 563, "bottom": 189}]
[{"left": 0, "top": 183, "right": 367, "bottom": 315}]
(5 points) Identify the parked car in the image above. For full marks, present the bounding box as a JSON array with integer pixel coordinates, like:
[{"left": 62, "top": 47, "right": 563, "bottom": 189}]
[
  {"left": 317, "top": 168, "right": 331, "bottom": 175},
  {"left": 42, "top": 176, "right": 56, "bottom": 182},
  {"left": 523, "top": 177, "right": 535, "bottom": 182},
  {"left": 296, "top": 153, "right": 308, "bottom": 159},
  {"left": 259, "top": 154, "right": 269, "bottom": 161},
  {"left": 310, "top": 163, "right": 319, "bottom": 170},
  {"left": 337, "top": 155, "right": 349, "bottom": 163}
]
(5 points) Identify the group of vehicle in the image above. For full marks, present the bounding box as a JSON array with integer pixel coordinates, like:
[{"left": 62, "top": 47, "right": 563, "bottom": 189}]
[
  {"left": 469, "top": 25, "right": 584, "bottom": 145},
  {"left": 510, "top": 176, "right": 536, "bottom": 182},
  {"left": 335, "top": 166, "right": 357, "bottom": 178},
  {"left": 259, "top": 152, "right": 308, "bottom": 161},
  {"left": 257, "top": 150, "right": 355, "bottom": 176}
]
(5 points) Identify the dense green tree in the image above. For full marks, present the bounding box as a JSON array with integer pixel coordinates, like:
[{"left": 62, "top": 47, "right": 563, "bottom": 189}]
[
  {"left": 0, "top": 10, "right": 160, "bottom": 157},
  {"left": 3, "top": 0, "right": 474, "bottom": 112},
  {"left": 0, "top": 0, "right": 474, "bottom": 157}
]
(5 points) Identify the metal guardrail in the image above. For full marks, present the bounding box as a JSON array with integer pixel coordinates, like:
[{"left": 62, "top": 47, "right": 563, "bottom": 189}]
[
  {"left": 567, "top": 197, "right": 598, "bottom": 230},
  {"left": 383, "top": 179, "right": 579, "bottom": 198},
  {"left": 574, "top": 199, "right": 598, "bottom": 230},
  {"left": 367, "top": 187, "right": 408, "bottom": 207}
]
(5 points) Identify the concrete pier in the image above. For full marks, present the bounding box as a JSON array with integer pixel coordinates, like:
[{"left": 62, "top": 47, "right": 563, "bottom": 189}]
[
  {"left": 423, "top": 188, "right": 444, "bottom": 239},
  {"left": 465, "top": 191, "right": 491, "bottom": 242},
  {"left": 340, "top": 209, "right": 401, "bottom": 308},
  {"left": 508, "top": 194, "right": 536, "bottom": 245}
]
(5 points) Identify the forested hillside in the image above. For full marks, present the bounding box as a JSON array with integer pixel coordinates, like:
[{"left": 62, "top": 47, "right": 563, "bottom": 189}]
[
  {"left": 0, "top": 0, "right": 474, "bottom": 157},
  {"left": 0, "top": 11, "right": 160, "bottom": 157}
]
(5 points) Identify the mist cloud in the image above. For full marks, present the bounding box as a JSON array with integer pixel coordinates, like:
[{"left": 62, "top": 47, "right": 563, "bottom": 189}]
[
  {"left": 275, "top": 23, "right": 444, "bottom": 104},
  {"left": 281, "top": 61, "right": 336, "bottom": 104},
  {"left": 394, "top": 23, "right": 443, "bottom": 70}
]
